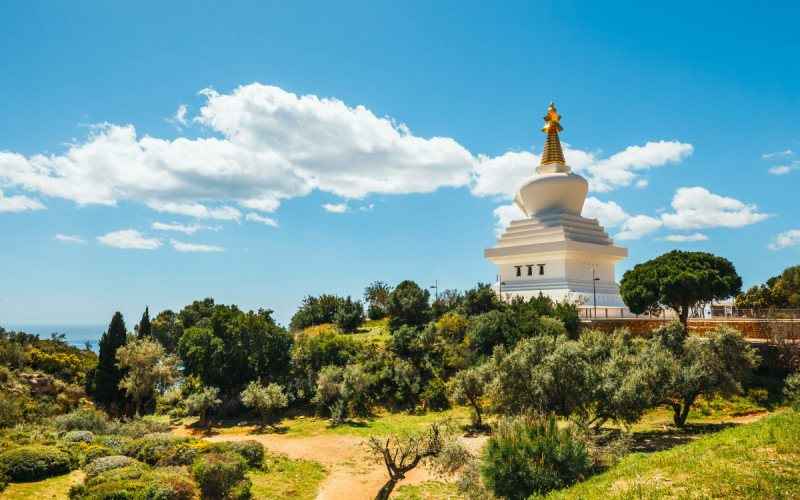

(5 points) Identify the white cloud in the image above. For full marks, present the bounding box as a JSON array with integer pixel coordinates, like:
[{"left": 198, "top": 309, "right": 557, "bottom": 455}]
[
  {"left": 582, "top": 197, "right": 662, "bottom": 240},
  {"left": 660, "top": 187, "right": 769, "bottom": 230},
  {"left": 0, "top": 83, "right": 692, "bottom": 226},
  {"left": 359, "top": 204, "right": 374, "bottom": 212},
  {"left": 635, "top": 179, "right": 649, "bottom": 188},
  {"left": 768, "top": 162, "right": 799, "bottom": 175},
  {"left": 582, "top": 197, "right": 630, "bottom": 228},
  {"left": 174, "top": 104, "right": 188, "bottom": 126},
  {"left": 323, "top": 202, "right": 349, "bottom": 213},
  {"left": 147, "top": 201, "right": 241, "bottom": 220},
  {"left": 470, "top": 141, "right": 691, "bottom": 199},
  {"left": 54, "top": 233, "right": 86, "bottom": 244},
  {"left": 151, "top": 221, "right": 213, "bottom": 234},
  {"left": 664, "top": 233, "right": 709, "bottom": 242},
  {"left": 170, "top": 239, "right": 225, "bottom": 252},
  {"left": 762, "top": 149, "right": 794, "bottom": 160},
  {"left": 582, "top": 141, "right": 693, "bottom": 193},
  {"left": 768, "top": 229, "right": 800, "bottom": 250},
  {"left": 96, "top": 229, "right": 161, "bottom": 249},
  {"left": 492, "top": 203, "right": 524, "bottom": 237},
  {"left": 616, "top": 215, "right": 663, "bottom": 241},
  {"left": 245, "top": 212, "right": 278, "bottom": 227},
  {"left": 0, "top": 190, "right": 45, "bottom": 212}
]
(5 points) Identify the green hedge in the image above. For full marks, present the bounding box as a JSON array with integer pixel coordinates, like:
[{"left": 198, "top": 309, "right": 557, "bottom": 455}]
[
  {"left": 192, "top": 452, "right": 250, "bottom": 499},
  {"left": 0, "top": 445, "right": 72, "bottom": 481},
  {"left": 70, "top": 464, "right": 197, "bottom": 500}
]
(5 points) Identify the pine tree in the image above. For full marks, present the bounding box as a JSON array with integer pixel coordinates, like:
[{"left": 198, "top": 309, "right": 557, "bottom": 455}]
[
  {"left": 137, "top": 306, "right": 152, "bottom": 338},
  {"left": 93, "top": 311, "right": 129, "bottom": 413}
]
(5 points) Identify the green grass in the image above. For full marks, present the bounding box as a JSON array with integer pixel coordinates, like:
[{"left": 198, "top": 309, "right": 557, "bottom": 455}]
[
  {"left": 249, "top": 454, "right": 328, "bottom": 500},
  {"left": 184, "top": 406, "right": 470, "bottom": 439},
  {"left": 548, "top": 411, "right": 800, "bottom": 499},
  {"left": 0, "top": 470, "right": 84, "bottom": 500},
  {"left": 350, "top": 318, "right": 391, "bottom": 344},
  {"left": 395, "top": 480, "right": 463, "bottom": 499}
]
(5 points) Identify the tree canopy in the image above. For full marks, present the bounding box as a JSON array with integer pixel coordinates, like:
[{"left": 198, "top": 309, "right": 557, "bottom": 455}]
[
  {"left": 387, "top": 280, "right": 431, "bottom": 330},
  {"left": 620, "top": 250, "right": 742, "bottom": 326}
]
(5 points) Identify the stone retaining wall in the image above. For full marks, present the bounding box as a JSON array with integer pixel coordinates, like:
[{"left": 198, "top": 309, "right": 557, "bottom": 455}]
[{"left": 579, "top": 318, "right": 793, "bottom": 339}]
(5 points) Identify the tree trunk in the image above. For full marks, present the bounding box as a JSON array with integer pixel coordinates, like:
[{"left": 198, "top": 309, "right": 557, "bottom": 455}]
[
  {"left": 678, "top": 305, "right": 689, "bottom": 329},
  {"left": 199, "top": 408, "right": 206, "bottom": 427},
  {"left": 374, "top": 477, "right": 398, "bottom": 500},
  {"left": 473, "top": 403, "right": 482, "bottom": 428},
  {"left": 134, "top": 398, "right": 142, "bottom": 417},
  {"left": 673, "top": 395, "right": 697, "bottom": 427}
]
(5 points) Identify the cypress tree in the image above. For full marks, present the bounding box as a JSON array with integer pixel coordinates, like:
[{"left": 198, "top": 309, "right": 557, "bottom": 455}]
[
  {"left": 137, "top": 306, "right": 152, "bottom": 338},
  {"left": 93, "top": 311, "right": 129, "bottom": 412}
]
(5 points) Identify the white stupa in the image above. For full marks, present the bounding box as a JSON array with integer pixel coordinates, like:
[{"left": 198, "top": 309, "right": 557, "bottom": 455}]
[{"left": 484, "top": 103, "right": 628, "bottom": 310}]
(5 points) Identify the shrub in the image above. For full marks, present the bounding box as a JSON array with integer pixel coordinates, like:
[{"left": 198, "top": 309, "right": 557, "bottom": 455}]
[
  {"left": 192, "top": 452, "right": 250, "bottom": 499},
  {"left": 228, "top": 440, "right": 265, "bottom": 469},
  {"left": 83, "top": 455, "right": 141, "bottom": 479},
  {"left": 83, "top": 445, "right": 114, "bottom": 463},
  {"left": 481, "top": 415, "right": 589, "bottom": 499},
  {"left": 785, "top": 372, "right": 800, "bottom": 410},
  {"left": 54, "top": 407, "right": 109, "bottom": 433},
  {"left": 110, "top": 416, "right": 171, "bottom": 438},
  {"left": 0, "top": 445, "right": 72, "bottom": 481},
  {"left": 125, "top": 434, "right": 197, "bottom": 466},
  {"left": 420, "top": 378, "right": 450, "bottom": 412},
  {"left": 93, "top": 435, "right": 132, "bottom": 455},
  {"left": 71, "top": 464, "right": 197, "bottom": 500},
  {"left": 63, "top": 430, "right": 94, "bottom": 443}
]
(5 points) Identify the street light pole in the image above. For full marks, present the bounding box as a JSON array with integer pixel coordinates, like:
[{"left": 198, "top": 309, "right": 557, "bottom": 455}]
[
  {"left": 430, "top": 279, "right": 439, "bottom": 302},
  {"left": 592, "top": 268, "right": 600, "bottom": 319}
]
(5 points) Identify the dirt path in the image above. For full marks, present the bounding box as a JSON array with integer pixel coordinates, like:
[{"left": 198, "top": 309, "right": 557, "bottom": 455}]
[{"left": 177, "top": 429, "right": 486, "bottom": 499}]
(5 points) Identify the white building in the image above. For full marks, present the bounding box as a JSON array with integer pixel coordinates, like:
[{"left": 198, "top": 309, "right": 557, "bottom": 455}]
[{"left": 484, "top": 103, "right": 629, "bottom": 314}]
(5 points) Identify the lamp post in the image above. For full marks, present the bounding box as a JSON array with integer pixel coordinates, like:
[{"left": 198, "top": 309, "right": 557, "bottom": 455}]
[
  {"left": 592, "top": 268, "right": 600, "bottom": 319},
  {"left": 430, "top": 279, "right": 439, "bottom": 302}
]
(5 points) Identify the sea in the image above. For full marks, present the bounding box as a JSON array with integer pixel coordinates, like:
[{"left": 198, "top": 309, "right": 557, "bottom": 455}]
[{"left": 1, "top": 324, "right": 106, "bottom": 352}]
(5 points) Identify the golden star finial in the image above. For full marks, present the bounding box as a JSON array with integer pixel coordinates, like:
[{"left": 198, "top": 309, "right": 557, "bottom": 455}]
[{"left": 542, "top": 102, "right": 564, "bottom": 133}]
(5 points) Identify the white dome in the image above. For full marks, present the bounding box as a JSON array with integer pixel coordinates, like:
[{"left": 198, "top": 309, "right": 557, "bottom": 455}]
[{"left": 515, "top": 170, "right": 589, "bottom": 217}]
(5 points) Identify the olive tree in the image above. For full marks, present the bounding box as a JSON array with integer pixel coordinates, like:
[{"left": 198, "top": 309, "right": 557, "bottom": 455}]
[
  {"left": 116, "top": 337, "right": 179, "bottom": 416},
  {"left": 447, "top": 364, "right": 490, "bottom": 427},
  {"left": 365, "top": 419, "right": 470, "bottom": 500},
  {"left": 488, "top": 330, "right": 659, "bottom": 430},
  {"left": 648, "top": 321, "right": 760, "bottom": 427},
  {"left": 620, "top": 250, "right": 742, "bottom": 327},
  {"left": 312, "top": 363, "right": 373, "bottom": 422},
  {"left": 240, "top": 380, "right": 289, "bottom": 426},
  {"left": 335, "top": 296, "right": 365, "bottom": 333},
  {"left": 185, "top": 386, "right": 221, "bottom": 427}
]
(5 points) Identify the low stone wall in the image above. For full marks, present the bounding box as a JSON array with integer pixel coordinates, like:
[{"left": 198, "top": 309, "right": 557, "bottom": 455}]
[{"left": 579, "top": 318, "right": 788, "bottom": 339}]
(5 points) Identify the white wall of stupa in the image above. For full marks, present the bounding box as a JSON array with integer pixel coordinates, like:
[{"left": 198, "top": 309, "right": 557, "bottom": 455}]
[{"left": 484, "top": 103, "right": 630, "bottom": 313}]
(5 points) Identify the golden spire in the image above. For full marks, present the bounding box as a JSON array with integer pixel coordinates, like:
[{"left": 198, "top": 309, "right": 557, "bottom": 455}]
[{"left": 540, "top": 102, "right": 565, "bottom": 166}]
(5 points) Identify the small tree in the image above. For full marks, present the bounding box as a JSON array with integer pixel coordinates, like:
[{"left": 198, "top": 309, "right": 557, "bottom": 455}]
[
  {"left": 365, "top": 420, "right": 468, "bottom": 500},
  {"left": 620, "top": 250, "right": 742, "bottom": 327},
  {"left": 312, "top": 363, "right": 373, "bottom": 421},
  {"left": 387, "top": 280, "right": 431, "bottom": 330},
  {"left": 93, "top": 312, "right": 129, "bottom": 413},
  {"left": 240, "top": 381, "right": 288, "bottom": 426},
  {"left": 649, "top": 321, "right": 760, "bottom": 427},
  {"left": 447, "top": 365, "right": 490, "bottom": 427},
  {"left": 783, "top": 372, "right": 800, "bottom": 410},
  {"left": 289, "top": 294, "right": 345, "bottom": 331},
  {"left": 335, "top": 296, "right": 365, "bottom": 333},
  {"left": 136, "top": 306, "right": 152, "bottom": 338},
  {"left": 364, "top": 281, "right": 392, "bottom": 319},
  {"left": 116, "top": 337, "right": 179, "bottom": 415},
  {"left": 186, "top": 386, "right": 222, "bottom": 427}
]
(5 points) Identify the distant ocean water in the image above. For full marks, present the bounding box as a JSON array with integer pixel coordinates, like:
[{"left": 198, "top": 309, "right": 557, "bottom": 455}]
[{"left": 2, "top": 324, "right": 105, "bottom": 352}]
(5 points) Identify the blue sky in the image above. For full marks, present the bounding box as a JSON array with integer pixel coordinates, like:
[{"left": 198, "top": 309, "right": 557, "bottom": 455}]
[{"left": 1, "top": 1, "right": 799, "bottom": 326}]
